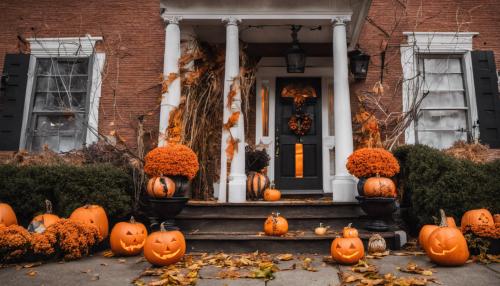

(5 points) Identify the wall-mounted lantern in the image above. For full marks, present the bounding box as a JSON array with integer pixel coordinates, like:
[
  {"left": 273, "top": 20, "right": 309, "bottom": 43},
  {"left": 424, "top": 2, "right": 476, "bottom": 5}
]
[
  {"left": 349, "top": 50, "right": 370, "bottom": 80},
  {"left": 285, "top": 25, "right": 306, "bottom": 73}
]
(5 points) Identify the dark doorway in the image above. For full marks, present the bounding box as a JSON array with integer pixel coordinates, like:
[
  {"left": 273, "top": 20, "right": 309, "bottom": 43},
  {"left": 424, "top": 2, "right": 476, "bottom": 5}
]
[{"left": 274, "top": 77, "right": 323, "bottom": 191}]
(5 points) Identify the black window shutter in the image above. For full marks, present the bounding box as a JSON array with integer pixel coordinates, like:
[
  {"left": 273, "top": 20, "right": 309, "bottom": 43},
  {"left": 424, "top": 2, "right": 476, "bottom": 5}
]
[
  {"left": 471, "top": 51, "right": 500, "bottom": 148},
  {"left": 0, "top": 54, "right": 30, "bottom": 151}
]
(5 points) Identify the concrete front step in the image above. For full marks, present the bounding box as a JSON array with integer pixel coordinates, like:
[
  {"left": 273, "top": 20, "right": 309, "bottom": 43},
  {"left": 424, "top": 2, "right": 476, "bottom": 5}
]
[{"left": 183, "top": 230, "right": 403, "bottom": 254}]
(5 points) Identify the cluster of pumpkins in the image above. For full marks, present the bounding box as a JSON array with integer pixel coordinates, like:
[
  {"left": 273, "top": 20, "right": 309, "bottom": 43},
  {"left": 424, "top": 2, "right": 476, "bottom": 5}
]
[
  {"left": 419, "top": 208, "right": 499, "bottom": 266},
  {"left": 0, "top": 201, "right": 185, "bottom": 267},
  {"left": 247, "top": 172, "right": 281, "bottom": 201}
]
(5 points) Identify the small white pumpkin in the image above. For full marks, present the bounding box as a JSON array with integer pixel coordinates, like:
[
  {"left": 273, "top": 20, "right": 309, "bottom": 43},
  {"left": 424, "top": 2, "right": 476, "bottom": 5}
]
[
  {"left": 314, "top": 223, "right": 330, "bottom": 236},
  {"left": 368, "top": 234, "right": 386, "bottom": 254}
]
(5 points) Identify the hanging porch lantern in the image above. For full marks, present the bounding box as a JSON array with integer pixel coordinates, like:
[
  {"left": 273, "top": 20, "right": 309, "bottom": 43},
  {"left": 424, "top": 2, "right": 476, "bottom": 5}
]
[
  {"left": 285, "top": 25, "right": 306, "bottom": 73},
  {"left": 349, "top": 50, "right": 370, "bottom": 80}
]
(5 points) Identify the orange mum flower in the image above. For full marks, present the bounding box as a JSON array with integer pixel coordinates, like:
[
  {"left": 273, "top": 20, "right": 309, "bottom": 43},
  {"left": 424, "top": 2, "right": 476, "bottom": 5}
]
[
  {"left": 463, "top": 223, "right": 500, "bottom": 239},
  {"left": 346, "top": 147, "right": 400, "bottom": 178},
  {"left": 144, "top": 144, "right": 199, "bottom": 180},
  {"left": 0, "top": 225, "right": 31, "bottom": 260}
]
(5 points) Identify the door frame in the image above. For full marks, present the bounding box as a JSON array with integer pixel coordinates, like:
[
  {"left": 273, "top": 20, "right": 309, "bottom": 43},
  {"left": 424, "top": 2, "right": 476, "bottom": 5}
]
[{"left": 255, "top": 60, "right": 335, "bottom": 194}]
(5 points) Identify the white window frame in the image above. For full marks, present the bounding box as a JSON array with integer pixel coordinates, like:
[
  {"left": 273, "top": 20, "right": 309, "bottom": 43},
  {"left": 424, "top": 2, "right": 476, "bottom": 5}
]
[
  {"left": 19, "top": 36, "right": 106, "bottom": 150},
  {"left": 400, "top": 32, "right": 479, "bottom": 146}
]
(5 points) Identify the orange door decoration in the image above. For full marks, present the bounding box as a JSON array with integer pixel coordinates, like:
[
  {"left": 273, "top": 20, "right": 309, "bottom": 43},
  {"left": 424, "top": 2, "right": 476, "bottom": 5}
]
[
  {"left": 264, "top": 212, "right": 288, "bottom": 236},
  {"left": 427, "top": 209, "right": 469, "bottom": 266},
  {"left": 110, "top": 216, "right": 148, "bottom": 256},
  {"left": 363, "top": 176, "right": 396, "bottom": 198},
  {"left": 28, "top": 200, "right": 60, "bottom": 233},
  {"left": 144, "top": 223, "right": 186, "bottom": 266},
  {"left": 0, "top": 203, "right": 17, "bottom": 227},
  {"left": 147, "top": 176, "right": 176, "bottom": 198},
  {"left": 70, "top": 204, "right": 109, "bottom": 240},
  {"left": 331, "top": 224, "right": 365, "bottom": 264},
  {"left": 460, "top": 209, "right": 494, "bottom": 232}
]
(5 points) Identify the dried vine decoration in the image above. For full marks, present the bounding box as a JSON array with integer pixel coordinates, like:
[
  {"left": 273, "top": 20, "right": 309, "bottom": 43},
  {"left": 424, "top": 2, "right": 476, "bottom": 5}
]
[{"left": 288, "top": 114, "right": 312, "bottom": 136}]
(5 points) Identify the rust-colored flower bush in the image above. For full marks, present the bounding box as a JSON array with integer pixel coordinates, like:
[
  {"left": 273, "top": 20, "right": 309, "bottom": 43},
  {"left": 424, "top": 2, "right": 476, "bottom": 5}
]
[
  {"left": 0, "top": 225, "right": 32, "bottom": 260},
  {"left": 463, "top": 223, "right": 500, "bottom": 239},
  {"left": 144, "top": 144, "right": 199, "bottom": 180},
  {"left": 31, "top": 232, "right": 56, "bottom": 256},
  {"left": 346, "top": 148, "right": 400, "bottom": 178}
]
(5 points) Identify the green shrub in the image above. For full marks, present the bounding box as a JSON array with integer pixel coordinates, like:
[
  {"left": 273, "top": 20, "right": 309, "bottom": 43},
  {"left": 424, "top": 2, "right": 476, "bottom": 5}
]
[
  {"left": 393, "top": 144, "right": 500, "bottom": 234},
  {"left": 0, "top": 163, "right": 133, "bottom": 225}
]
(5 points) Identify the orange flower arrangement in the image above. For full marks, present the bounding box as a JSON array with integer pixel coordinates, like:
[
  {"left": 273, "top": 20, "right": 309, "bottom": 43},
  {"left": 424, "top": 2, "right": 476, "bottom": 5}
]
[
  {"left": 346, "top": 148, "right": 400, "bottom": 178},
  {"left": 144, "top": 144, "right": 199, "bottom": 180},
  {"left": 0, "top": 225, "right": 31, "bottom": 260},
  {"left": 462, "top": 223, "right": 500, "bottom": 239}
]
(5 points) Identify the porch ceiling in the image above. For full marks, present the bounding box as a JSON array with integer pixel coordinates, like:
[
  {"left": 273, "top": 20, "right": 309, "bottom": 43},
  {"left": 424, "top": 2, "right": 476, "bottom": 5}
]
[{"left": 161, "top": 0, "right": 372, "bottom": 50}]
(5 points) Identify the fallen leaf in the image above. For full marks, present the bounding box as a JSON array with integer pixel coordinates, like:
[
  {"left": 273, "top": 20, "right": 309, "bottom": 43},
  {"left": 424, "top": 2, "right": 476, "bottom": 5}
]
[
  {"left": 23, "top": 262, "right": 42, "bottom": 268},
  {"left": 102, "top": 250, "right": 114, "bottom": 258},
  {"left": 398, "top": 262, "right": 435, "bottom": 276},
  {"left": 276, "top": 254, "right": 294, "bottom": 261},
  {"left": 118, "top": 259, "right": 126, "bottom": 264},
  {"left": 26, "top": 270, "right": 37, "bottom": 277},
  {"left": 91, "top": 274, "right": 100, "bottom": 281}
]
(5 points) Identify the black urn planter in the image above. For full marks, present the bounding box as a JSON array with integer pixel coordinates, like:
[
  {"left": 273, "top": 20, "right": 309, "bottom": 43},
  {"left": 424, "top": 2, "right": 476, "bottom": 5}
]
[
  {"left": 356, "top": 196, "right": 397, "bottom": 231},
  {"left": 357, "top": 177, "right": 367, "bottom": 196},
  {"left": 147, "top": 197, "right": 189, "bottom": 231},
  {"left": 170, "top": 175, "right": 191, "bottom": 197}
]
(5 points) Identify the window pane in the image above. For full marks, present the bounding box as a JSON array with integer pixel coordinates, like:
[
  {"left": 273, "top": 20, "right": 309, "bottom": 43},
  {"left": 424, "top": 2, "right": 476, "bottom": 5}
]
[
  {"left": 31, "top": 135, "right": 59, "bottom": 152},
  {"left": 34, "top": 92, "right": 86, "bottom": 111},
  {"left": 417, "top": 110, "right": 467, "bottom": 131},
  {"left": 423, "top": 58, "right": 461, "bottom": 73},
  {"left": 35, "top": 114, "right": 83, "bottom": 132},
  {"left": 423, "top": 74, "right": 464, "bottom": 91},
  {"left": 54, "top": 59, "right": 89, "bottom": 75},
  {"left": 417, "top": 130, "right": 467, "bottom": 149},
  {"left": 421, "top": 90, "right": 466, "bottom": 108},
  {"left": 260, "top": 83, "right": 269, "bottom": 136}
]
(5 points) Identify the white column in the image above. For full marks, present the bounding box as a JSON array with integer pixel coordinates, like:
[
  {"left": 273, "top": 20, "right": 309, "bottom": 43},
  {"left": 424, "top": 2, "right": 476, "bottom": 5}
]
[
  {"left": 331, "top": 16, "right": 357, "bottom": 202},
  {"left": 158, "top": 16, "right": 182, "bottom": 146},
  {"left": 219, "top": 17, "right": 246, "bottom": 203}
]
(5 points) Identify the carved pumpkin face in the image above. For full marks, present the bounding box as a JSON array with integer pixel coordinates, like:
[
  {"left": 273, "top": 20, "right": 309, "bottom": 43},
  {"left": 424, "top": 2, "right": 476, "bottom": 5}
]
[
  {"left": 331, "top": 237, "right": 365, "bottom": 264},
  {"left": 263, "top": 186, "right": 281, "bottom": 201},
  {"left": 363, "top": 177, "right": 396, "bottom": 198},
  {"left": 0, "top": 203, "right": 18, "bottom": 228},
  {"left": 28, "top": 200, "right": 59, "bottom": 233},
  {"left": 342, "top": 223, "right": 359, "bottom": 238},
  {"left": 147, "top": 177, "right": 176, "bottom": 198},
  {"left": 144, "top": 226, "right": 186, "bottom": 266},
  {"left": 461, "top": 209, "right": 494, "bottom": 232},
  {"left": 110, "top": 217, "right": 148, "bottom": 256},
  {"left": 70, "top": 205, "right": 109, "bottom": 240},
  {"left": 418, "top": 225, "right": 438, "bottom": 251},
  {"left": 427, "top": 227, "right": 469, "bottom": 266},
  {"left": 264, "top": 213, "right": 288, "bottom": 236}
]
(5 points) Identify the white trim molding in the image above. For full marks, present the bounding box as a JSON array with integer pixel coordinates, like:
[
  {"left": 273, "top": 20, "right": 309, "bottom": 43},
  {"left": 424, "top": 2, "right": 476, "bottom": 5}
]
[
  {"left": 20, "top": 36, "right": 105, "bottom": 149},
  {"left": 400, "top": 32, "right": 479, "bottom": 145}
]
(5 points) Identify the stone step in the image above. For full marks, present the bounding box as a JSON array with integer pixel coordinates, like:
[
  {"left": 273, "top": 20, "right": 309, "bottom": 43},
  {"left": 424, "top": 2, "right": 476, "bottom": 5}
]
[{"left": 183, "top": 230, "right": 403, "bottom": 254}]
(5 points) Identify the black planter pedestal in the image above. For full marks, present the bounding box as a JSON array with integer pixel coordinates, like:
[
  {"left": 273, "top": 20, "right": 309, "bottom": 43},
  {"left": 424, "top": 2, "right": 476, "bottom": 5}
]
[
  {"left": 147, "top": 197, "right": 189, "bottom": 231},
  {"left": 356, "top": 196, "right": 397, "bottom": 232}
]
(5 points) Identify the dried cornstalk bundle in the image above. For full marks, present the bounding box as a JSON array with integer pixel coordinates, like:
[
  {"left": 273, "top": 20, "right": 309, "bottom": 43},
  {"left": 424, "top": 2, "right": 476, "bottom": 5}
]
[{"left": 444, "top": 141, "right": 490, "bottom": 163}]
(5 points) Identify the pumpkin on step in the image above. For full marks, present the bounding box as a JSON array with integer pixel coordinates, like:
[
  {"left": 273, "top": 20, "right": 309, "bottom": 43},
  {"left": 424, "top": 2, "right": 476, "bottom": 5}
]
[
  {"left": 461, "top": 209, "right": 494, "bottom": 232},
  {"left": 70, "top": 204, "right": 109, "bottom": 240},
  {"left": 368, "top": 234, "right": 387, "bottom": 254},
  {"left": 0, "top": 203, "right": 17, "bottom": 228},
  {"left": 331, "top": 224, "right": 364, "bottom": 264},
  {"left": 246, "top": 172, "right": 269, "bottom": 200},
  {"left": 264, "top": 212, "right": 288, "bottom": 236},
  {"left": 263, "top": 183, "right": 281, "bottom": 201},
  {"left": 110, "top": 216, "right": 148, "bottom": 256},
  {"left": 28, "top": 200, "right": 60, "bottom": 233},
  {"left": 363, "top": 176, "right": 396, "bottom": 198},
  {"left": 144, "top": 222, "right": 186, "bottom": 266},
  {"left": 147, "top": 176, "right": 176, "bottom": 198},
  {"left": 343, "top": 223, "right": 359, "bottom": 238},
  {"left": 427, "top": 209, "right": 469, "bottom": 266}
]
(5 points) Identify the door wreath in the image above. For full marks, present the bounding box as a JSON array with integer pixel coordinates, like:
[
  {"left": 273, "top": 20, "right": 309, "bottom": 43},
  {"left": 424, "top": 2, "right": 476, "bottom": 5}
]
[{"left": 288, "top": 113, "right": 312, "bottom": 136}]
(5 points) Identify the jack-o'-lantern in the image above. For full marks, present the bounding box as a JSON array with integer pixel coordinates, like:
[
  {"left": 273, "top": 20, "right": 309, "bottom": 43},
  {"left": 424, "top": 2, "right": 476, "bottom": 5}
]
[
  {"left": 0, "top": 203, "right": 17, "bottom": 227},
  {"left": 343, "top": 223, "right": 359, "bottom": 238},
  {"left": 28, "top": 200, "right": 60, "bottom": 233},
  {"left": 144, "top": 223, "right": 186, "bottom": 266},
  {"left": 70, "top": 204, "right": 109, "bottom": 240},
  {"left": 461, "top": 209, "right": 494, "bottom": 232},
  {"left": 264, "top": 212, "right": 288, "bottom": 236},
  {"left": 494, "top": 214, "right": 500, "bottom": 224},
  {"left": 110, "top": 216, "right": 148, "bottom": 256},
  {"left": 331, "top": 235, "right": 365, "bottom": 264},
  {"left": 247, "top": 172, "right": 269, "bottom": 200},
  {"left": 418, "top": 224, "right": 438, "bottom": 251},
  {"left": 263, "top": 183, "right": 281, "bottom": 201},
  {"left": 147, "top": 176, "right": 176, "bottom": 198},
  {"left": 427, "top": 209, "right": 469, "bottom": 266},
  {"left": 363, "top": 177, "right": 396, "bottom": 198}
]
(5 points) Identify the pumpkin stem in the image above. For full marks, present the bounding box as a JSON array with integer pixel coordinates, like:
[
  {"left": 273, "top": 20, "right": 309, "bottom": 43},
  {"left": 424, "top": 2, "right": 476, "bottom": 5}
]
[
  {"left": 319, "top": 223, "right": 323, "bottom": 227},
  {"left": 45, "top": 199, "right": 53, "bottom": 214},
  {"left": 347, "top": 223, "right": 352, "bottom": 228},
  {"left": 130, "top": 216, "right": 136, "bottom": 224},
  {"left": 160, "top": 222, "right": 166, "bottom": 232},
  {"left": 438, "top": 209, "right": 448, "bottom": 227}
]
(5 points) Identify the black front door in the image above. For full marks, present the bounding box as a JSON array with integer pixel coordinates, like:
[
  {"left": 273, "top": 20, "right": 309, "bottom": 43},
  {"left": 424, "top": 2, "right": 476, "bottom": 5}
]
[{"left": 275, "top": 77, "right": 322, "bottom": 191}]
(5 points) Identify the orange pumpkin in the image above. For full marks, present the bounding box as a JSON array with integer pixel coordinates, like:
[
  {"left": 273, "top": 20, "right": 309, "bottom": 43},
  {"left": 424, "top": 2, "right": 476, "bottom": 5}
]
[
  {"left": 427, "top": 209, "right": 469, "bottom": 266},
  {"left": 461, "top": 209, "right": 494, "bottom": 232},
  {"left": 343, "top": 223, "right": 359, "bottom": 238},
  {"left": 144, "top": 223, "right": 186, "bottom": 266},
  {"left": 494, "top": 214, "right": 500, "bottom": 224},
  {"left": 246, "top": 172, "right": 269, "bottom": 200},
  {"left": 446, "top": 217, "right": 457, "bottom": 228},
  {"left": 263, "top": 184, "right": 281, "bottom": 201},
  {"left": 147, "top": 176, "right": 176, "bottom": 198},
  {"left": 28, "top": 200, "right": 60, "bottom": 233},
  {"left": 110, "top": 216, "right": 148, "bottom": 256},
  {"left": 264, "top": 212, "right": 288, "bottom": 236},
  {"left": 418, "top": 224, "right": 438, "bottom": 251},
  {"left": 70, "top": 204, "right": 109, "bottom": 240},
  {"left": 331, "top": 227, "right": 365, "bottom": 265},
  {"left": 0, "top": 203, "right": 17, "bottom": 227},
  {"left": 363, "top": 176, "right": 396, "bottom": 198}
]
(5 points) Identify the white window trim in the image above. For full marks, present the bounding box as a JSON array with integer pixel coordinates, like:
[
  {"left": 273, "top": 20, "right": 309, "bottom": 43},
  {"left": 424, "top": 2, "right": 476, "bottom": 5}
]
[
  {"left": 400, "top": 32, "right": 479, "bottom": 145},
  {"left": 19, "top": 36, "right": 106, "bottom": 150}
]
